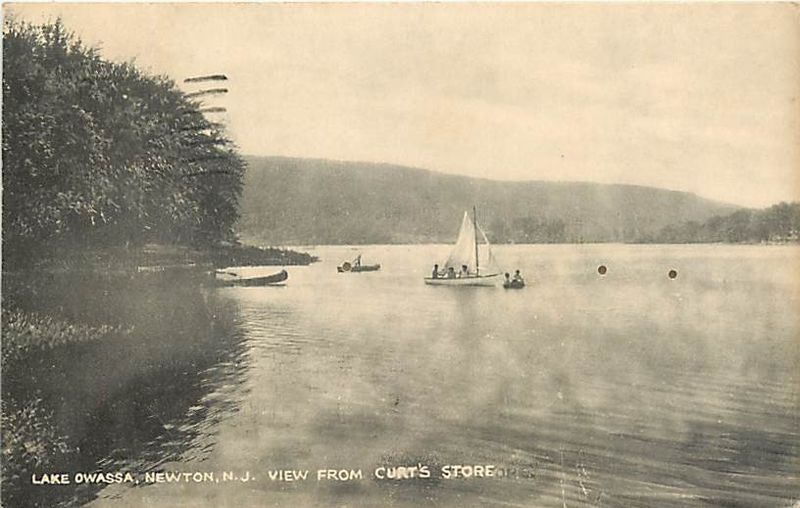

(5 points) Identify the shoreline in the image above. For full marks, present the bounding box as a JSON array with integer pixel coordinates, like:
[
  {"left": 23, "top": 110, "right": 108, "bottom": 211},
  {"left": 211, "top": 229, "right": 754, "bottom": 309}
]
[{"left": 2, "top": 242, "right": 318, "bottom": 275}]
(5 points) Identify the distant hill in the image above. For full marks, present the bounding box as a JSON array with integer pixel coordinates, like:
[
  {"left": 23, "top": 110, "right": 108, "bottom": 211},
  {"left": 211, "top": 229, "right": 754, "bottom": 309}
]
[{"left": 238, "top": 156, "right": 740, "bottom": 245}]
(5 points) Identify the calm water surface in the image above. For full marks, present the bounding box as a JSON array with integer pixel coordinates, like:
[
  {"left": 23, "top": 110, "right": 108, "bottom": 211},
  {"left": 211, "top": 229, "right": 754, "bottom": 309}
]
[{"left": 72, "top": 245, "right": 798, "bottom": 507}]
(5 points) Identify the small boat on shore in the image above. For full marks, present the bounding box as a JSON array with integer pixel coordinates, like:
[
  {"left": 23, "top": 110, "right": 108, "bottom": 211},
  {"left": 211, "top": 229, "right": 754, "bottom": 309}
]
[
  {"left": 215, "top": 269, "right": 288, "bottom": 287},
  {"left": 424, "top": 207, "right": 502, "bottom": 287},
  {"left": 338, "top": 255, "right": 380, "bottom": 273}
]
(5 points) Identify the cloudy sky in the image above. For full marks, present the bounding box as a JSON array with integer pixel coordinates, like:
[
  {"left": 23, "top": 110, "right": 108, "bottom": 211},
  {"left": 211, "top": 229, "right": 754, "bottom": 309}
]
[{"left": 8, "top": 3, "right": 800, "bottom": 207}]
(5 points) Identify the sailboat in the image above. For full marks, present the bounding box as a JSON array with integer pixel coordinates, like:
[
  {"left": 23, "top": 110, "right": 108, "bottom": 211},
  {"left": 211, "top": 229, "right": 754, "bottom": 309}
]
[{"left": 424, "top": 207, "right": 502, "bottom": 287}]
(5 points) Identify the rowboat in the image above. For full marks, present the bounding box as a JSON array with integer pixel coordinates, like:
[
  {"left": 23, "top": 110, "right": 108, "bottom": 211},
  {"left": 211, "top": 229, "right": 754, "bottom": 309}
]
[
  {"left": 424, "top": 207, "right": 502, "bottom": 287},
  {"left": 215, "top": 269, "right": 288, "bottom": 287},
  {"left": 337, "top": 264, "right": 381, "bottom": 273},
  {"left": 503, "top": 279, "right": 525, "bottom": 289},
  {"left": 338, "top": 255, "right": 380, "bottom": 273}
]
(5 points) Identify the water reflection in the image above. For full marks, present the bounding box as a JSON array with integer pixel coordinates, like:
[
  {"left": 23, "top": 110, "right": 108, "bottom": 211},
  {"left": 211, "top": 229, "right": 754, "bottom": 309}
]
[
  {"left": 3, "top": 273, "right": 250, "bottom": 507},
  {"left": 5, "top": 245, "right": 799, "bottom": 507}
]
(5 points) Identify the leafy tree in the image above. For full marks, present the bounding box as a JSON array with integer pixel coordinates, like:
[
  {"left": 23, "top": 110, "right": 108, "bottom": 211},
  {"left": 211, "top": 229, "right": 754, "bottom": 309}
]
[{"left": 2, "top": 19, "right": 245, "bottom": 266}]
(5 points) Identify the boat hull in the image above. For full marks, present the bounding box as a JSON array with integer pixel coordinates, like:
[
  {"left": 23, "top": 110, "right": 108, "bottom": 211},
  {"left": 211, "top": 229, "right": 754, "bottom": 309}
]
[
  {"left": 503, "top": 280, "right": 526, "bottom": 289},
  {"left": 424, "top": 273, "right": 501, "bottom": 287},
  {"left": 338, "top": 264, "right": 381, "bottom": 273},
  {"left": 216, "top": 269, "right": 288, "bottom": 287}
]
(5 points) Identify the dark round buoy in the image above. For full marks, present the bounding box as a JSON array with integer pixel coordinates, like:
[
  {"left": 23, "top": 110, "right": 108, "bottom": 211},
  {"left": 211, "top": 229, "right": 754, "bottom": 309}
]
[
  {"left": 668, "top": 269, "right": 678, "bottom": 279},
  {"left": 598, "top": 265, "right": 607, "bottom": 275}
]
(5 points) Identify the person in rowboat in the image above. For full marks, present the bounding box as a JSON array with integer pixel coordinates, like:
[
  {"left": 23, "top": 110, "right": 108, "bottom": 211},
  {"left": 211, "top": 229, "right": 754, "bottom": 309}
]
[{"left": 512, "top": 270, "right": 524, "bottom": 283}]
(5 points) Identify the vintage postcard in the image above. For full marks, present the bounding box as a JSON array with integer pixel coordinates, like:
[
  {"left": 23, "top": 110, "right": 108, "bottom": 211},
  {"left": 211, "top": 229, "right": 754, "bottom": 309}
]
[{"left": 2, "top": 3, "right": 799, "bottom": 507}]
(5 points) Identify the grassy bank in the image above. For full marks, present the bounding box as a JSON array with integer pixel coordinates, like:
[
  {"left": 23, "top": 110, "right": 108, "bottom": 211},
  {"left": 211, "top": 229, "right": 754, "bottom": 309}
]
[
  {"left": 1, "top": 309, "right": 127, "bottom": 505},
  {"left": 1, "top": 309, "right": 125, "bottom": 367},
  {"left": 1, "top": 397, "right": 70, "bottom": 490},
  {"left": 1, "top": 276, "right": 245, "bottom": 506}
]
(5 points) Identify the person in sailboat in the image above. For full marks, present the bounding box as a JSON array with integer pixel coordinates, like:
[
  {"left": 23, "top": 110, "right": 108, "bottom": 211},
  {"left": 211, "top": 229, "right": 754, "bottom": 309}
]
[
  {"left": 424, "top": 208, "right": 502, "bottom": 286},
  {"left": 354, "top": 254, "right": 362, "bottom": 268},
  {"left": 432, "top": 264, "right": 440, "bottom": 279}
]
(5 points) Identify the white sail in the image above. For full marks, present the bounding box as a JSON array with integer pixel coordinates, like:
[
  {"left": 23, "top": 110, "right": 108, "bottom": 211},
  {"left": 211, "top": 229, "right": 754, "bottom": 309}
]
[
  {"left": 477, "top": 223, "right": 501, "bottom": 275},
  {"left": 444, "top": 212, "right": 477, "bottom": 271},
  {"left": 441, "top": 211, "right": 500, "bottom": 276}
]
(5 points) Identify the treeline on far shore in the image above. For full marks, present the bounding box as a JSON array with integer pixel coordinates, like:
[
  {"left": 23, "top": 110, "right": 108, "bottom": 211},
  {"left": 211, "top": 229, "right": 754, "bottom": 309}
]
[
  {"left": 637, "top": 201, "right": 800, "bottom": 244},
  {"left": 494, "top": 202, "right": 800, "bottom": 244}
]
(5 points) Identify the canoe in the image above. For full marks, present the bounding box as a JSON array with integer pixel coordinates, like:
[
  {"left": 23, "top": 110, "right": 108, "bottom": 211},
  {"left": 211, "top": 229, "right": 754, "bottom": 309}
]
[
  {"left": 424, "top": 273, "right": 502, "bottom": 287},
  {"left": 215, "top": 269, "right": 288, "bottom": 287}
]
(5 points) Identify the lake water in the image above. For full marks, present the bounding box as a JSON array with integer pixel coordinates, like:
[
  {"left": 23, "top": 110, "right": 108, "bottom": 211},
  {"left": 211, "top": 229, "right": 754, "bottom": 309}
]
[{"left": 14, "top": 245, "right": 800, "bottom": 507}]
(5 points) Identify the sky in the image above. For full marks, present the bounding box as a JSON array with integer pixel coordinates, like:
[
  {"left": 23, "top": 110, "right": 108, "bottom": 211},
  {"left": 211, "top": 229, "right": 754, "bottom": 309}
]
[{"left": 6, "top": 2, "right": 800, "bottom": 207}]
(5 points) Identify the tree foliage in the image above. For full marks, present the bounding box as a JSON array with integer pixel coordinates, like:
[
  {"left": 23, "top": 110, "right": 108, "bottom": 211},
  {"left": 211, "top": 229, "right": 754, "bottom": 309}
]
[
  {"left": 642, "top": 202, "right": 800, "bottom": 244},
  {"left": 2, "top": 19, "right": 245, "bottom": 265}
]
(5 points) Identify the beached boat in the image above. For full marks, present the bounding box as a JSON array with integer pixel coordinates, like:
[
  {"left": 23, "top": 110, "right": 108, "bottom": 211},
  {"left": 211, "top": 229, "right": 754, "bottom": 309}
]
[
  {"left": 338, "top": 255, "right": 380, "bottom": 273},
  {"left": 424, "top": 207, "right": 502, "bottom": 287},
  {"left": 215, "top": 269, "right": 288, "bottom": 287}
]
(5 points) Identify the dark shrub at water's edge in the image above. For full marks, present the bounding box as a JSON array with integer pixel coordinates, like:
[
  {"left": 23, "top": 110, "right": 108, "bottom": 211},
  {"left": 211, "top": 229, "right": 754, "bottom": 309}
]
[
  {"left": 1, "top": 309, "right": 126, "bottom": 367},
  {"left": 1, "top": 309, "right": 123, "bottom": 507},
  {"left": 1, "top": 398, "right": 71, "bottom": 494},
  {"left": 1, "top": 273, "right": 249, "bottom": 508},
  {"left": 207, "top": 243, "right": 317, "bottom": 267},
  {"left": 1, "top": 306, "right": 125, "bottom": 504}
]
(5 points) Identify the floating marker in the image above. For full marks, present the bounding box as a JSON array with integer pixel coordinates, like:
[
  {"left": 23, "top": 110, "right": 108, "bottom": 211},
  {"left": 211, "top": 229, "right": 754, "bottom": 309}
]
[
  {"left": 598, "top": 265, "right": 607, "bottom": 275},
  {"left": 668, "top": 269, "right": 678, "bottom": 279}
]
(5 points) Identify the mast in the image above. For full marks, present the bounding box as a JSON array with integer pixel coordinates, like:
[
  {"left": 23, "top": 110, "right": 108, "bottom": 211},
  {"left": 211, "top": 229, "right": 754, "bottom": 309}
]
[{"left": 473, "top": 205, "right": 479, "bottom": 276}]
